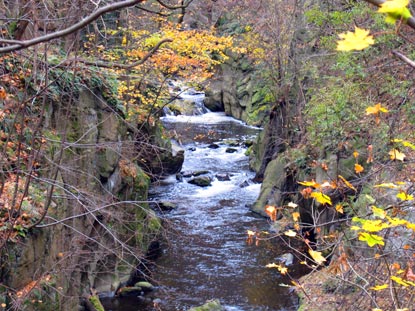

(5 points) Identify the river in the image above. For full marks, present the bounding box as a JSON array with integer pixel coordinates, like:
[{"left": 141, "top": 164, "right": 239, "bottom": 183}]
[{"left": 102, "top": 107, "right": 304, "bottom": 310}]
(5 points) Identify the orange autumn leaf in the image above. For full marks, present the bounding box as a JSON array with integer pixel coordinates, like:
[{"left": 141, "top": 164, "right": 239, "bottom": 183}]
[
  {"left": 354, "top": 163, "right": 364, "bottom": 174},
  {"left": 292, "top": 212, "right": 300, "bottom": 222},
  {"left": 0, "top": 87, "right": 6, "bottom": 100},
  {"left": 265, "top": 205, "right": 277, "bottom": 222},
  {"left": 366, "top": 103, "right": 389, "bottom": 115}
]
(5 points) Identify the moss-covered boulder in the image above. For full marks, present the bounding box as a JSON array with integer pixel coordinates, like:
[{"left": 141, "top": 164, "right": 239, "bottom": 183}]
[{"left": 188, "top": 300, "right": 224, "bottom": 311}]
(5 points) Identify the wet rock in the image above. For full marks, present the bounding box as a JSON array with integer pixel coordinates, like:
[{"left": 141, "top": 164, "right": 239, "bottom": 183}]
[
  {"left": 216, "top": 173, "right": 231, "bottom": 181},
  {"left": 182, "top": 170, "right": 210, "bottom": 177},
  {"left": 225, "top": 147, "right": 238, "bottom": 153},
  {"left": 278, "top": 253, "right": 294, "bottom": 266},
  {"left": 117, "top": 286, "right": 143, "bottom": 297},
  {"left": 134, "top": 281, "right": 154, "bottom": 292},
  {"left": 239, "top": 180, "right": 251, "bottom": 188},
  {"left": 188, "top": 147, "right": 197, "bottom": 151},
  {"left": 188, "top": 299, "right": 224, "bottom": 311},
  {"left": 223, "top": 139, "right": 240, "bottom": 147},
  {"left": 157, "top": 201, "right": 178, "bottom": 211},
  {"left": 188, "top": 176, "right": 212, "bottom": 187},
  {"left": 193, "top": 170, "right": 210, "bottom": 177},
  {"left": 208, "top": 143, "right": 220, "bottom": 149}
]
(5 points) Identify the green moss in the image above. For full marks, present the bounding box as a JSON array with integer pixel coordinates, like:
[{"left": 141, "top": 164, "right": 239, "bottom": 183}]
[{"left": 89, "top": 295, "right": 105, "bottom": 311}]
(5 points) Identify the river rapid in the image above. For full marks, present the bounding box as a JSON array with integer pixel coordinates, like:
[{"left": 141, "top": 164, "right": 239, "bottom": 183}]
[{"left": 102, "top": 107, "right": 305, "bottom": 310}]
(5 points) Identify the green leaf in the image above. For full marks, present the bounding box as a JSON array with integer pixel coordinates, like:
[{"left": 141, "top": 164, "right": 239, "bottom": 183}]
[
  {"left": 372, "top": 206, "right": 387, "bottom": 219},
  {"left": 358, "top": 232, "right": 385, "bottom": 247}
]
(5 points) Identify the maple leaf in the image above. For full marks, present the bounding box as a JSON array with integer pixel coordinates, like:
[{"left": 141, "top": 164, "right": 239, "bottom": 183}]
[
  {"left": 378, "top": 0, "right": 412, "bottom": 24},
  {"left": 396, "top": 191, "right": 414, "bottom": 201},
  {"left": 366, "top": 103, "right": 389, "bottom": 115},
  {"left": 389, "top": 148, "right": 406, "bottom": 161},
  {"left": 358, "top": 232, "right": 385, "bottom": 247},
  {"left": 308, "top": 249, "right": 326, "bottom": 265},
  {"left": 310, "top": 191, "right": 332, "bottom": 205},
  {"left": 372, "top": 206, "right": 387, "bottom": 219},
  {"left": 354, "top": 163, "right": 364, "bottom": 174},
  {"left": 336, "top": 27, "right": 375, "bottom": 51},
  {"left": 335, "top": 204, "right": 344, "bottom": 214}
]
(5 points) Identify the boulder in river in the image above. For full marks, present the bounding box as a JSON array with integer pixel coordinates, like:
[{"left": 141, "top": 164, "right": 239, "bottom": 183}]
[
  {"left": 216, "top": 173, "right": 231, "bottom": 181},
  {"left": 134, "top": 281, "right": 155, "bottom": 292},
  {"left": 116, "top": 286, "right": 143, "bottom": 297},
  {"left": 157, "top": 201, "right": 178, "bottom": 211},
  {"left": 225, "top": 147, "right": 238, "bottom": 153},
  {"left": 188, "top": 176, "right": 212, "bottom": 187},
  {"left": 188, "top": 299, "right": 224, "bottom": 311},
  {"left": 208, "top": 143, "right": 220, "bottom": 149}
]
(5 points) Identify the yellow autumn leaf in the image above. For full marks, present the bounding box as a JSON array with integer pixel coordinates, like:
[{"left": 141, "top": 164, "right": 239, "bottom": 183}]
[
  {"left": 297, "top": 180, "right": 320, "bottom": 188},
  {"left": 335, "top": 204, "right": 344, "bottom": 214},
  {"left": 266, "top": 263, "right": 279, "bottom": 268},
  {"left": 369, "top": 283, "right": 389, "bottom": 291},
  {"left": 310, "top": 191, "right": 332, "bottom": 205},
  {"left": 354, "top": 163, "right": 364, "bottom": 174},
  {"left": 389, "top": 149, "right": 406, "bottom": 161},
  {"left": 338, "top": 175, "right": 357, "bottom": 192},
  {"left": 391, "top": 275, "right": 411, "bottom": 287},
  {"left": 396, "top": 191, "right": 414, "bottom": 201},
  {"left": 366, "top": 103, "right": 389, "bottom": 115},
  {"left": 247, "top": 230, "right": 256, "bottom": 237},
  {"left": 336, "top": 27, "right": 375, "bottom": 51},
  {"left": 378, "top": 0, "right": 412, "bottom": 24},
  {"left": 358, "top": 232, "right": 385, "bottom": 247},
  {"left": 374, "top": 182, "right": 399, "bottom": 189},
  {"left": 308, "top": 249, "right": 326, "bottom": 265},
  {"left": 284, "top": 230, "right": 297, "bottom": 237},
  {"left": 372, "top": 206, "right": 387, "bottom": 219},
  {"left": 292, "top": 212, "right": 300, "bottom": 222}
]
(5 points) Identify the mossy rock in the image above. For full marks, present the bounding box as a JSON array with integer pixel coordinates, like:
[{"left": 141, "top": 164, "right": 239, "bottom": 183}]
[
  {"left": 134, "top": 281, "right": 154, "bottom": 292},
  {"left": 89, "top": 295, "right": 105, "bottom": 311},
  {"left": 188, "top": 299, "right": 224, "bottom": 311}
]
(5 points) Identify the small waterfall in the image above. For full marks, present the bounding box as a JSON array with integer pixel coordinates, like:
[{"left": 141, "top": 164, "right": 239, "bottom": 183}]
[{"left": 166, "top": 80, "right": 210, "bottom": 116}]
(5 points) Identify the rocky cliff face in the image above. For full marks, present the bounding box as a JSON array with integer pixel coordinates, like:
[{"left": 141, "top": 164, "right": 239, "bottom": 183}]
[
  {"left": 204, "top": 54, "right": 272, "bottom": 126},
  {"left": 1, "top": 88, "right": 183, "bottom": 310}
]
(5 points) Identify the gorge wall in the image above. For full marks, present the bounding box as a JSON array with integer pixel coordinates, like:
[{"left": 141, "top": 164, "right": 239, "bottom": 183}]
[{"left": 1, "top": 87, "right": 183, "bottom": 310}]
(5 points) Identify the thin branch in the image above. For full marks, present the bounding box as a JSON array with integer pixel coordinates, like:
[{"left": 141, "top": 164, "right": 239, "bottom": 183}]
[
  {"left": 155, "top": 0, "right": 194, "bottom": 10},
  {"left": 0, "top": 0, "right": 145, "bottom": 53},
  {"left": 62, "top": 38, "right": 173, "bottom": 69},
  {"left": 392, "top": 50, "right": 415, "bottom": 69}
]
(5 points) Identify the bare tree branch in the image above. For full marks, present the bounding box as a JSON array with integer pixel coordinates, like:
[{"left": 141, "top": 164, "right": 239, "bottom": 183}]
[
  {"left": 0, "top": 0, "right": 145, "bottom": 53},
  {"left": 392, "top": 50, "right": 415, "bottom": 69},
  {"left": 63, "top": 38, "right": 173, "bottom": 69},
  {"left": 155, "top": 0, "right": 194, "bottom": 10}
]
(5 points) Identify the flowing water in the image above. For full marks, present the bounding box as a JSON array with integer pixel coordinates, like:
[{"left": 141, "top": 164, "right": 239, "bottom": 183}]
[{"left": 102, "top": 106, "right": 305, "bottom": 311}]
